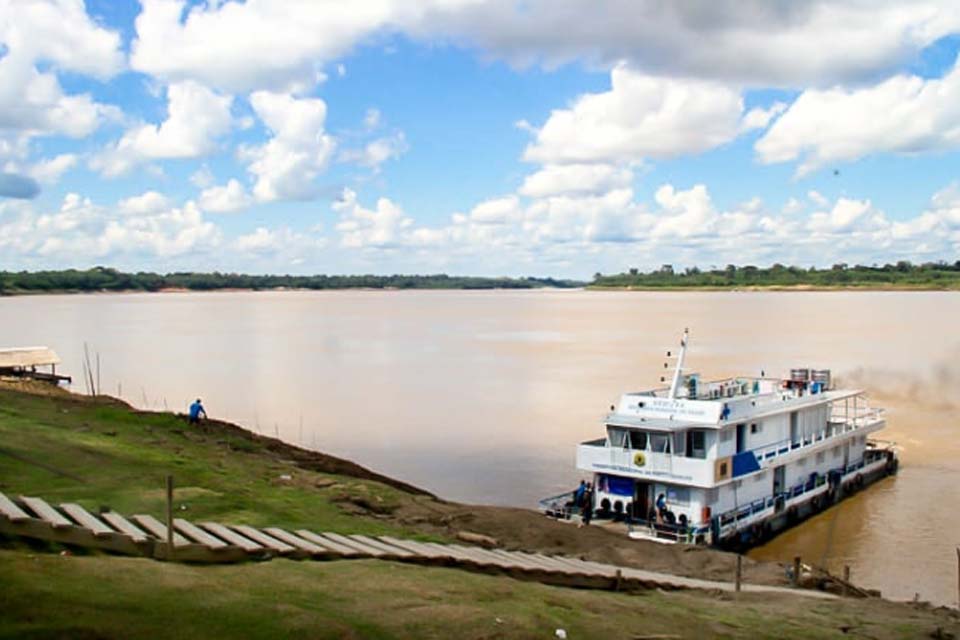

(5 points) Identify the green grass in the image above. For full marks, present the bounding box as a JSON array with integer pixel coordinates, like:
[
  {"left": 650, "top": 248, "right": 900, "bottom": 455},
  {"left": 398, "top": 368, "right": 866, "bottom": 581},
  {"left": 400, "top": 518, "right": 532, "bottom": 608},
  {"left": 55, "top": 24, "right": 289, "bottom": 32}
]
[
  {"left": 1, "top": 550, "right": 956, "bottom": 640},
  {"left": 0, "top": 389, "right": 420, "bottom": 537}
]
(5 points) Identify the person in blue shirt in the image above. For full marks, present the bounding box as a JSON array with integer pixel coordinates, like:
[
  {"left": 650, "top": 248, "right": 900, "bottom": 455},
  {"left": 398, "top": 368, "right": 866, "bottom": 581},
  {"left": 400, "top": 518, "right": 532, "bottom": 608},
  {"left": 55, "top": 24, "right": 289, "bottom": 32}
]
[{"left": 188, "top": 398, "right": 207, "bottom": 424}]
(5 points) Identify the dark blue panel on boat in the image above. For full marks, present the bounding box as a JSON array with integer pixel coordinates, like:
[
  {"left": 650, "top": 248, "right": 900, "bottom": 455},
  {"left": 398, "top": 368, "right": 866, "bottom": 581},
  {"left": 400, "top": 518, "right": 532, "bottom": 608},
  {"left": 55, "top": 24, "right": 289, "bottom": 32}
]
[
  {"left": 732, "top": 451, "right": 761, "bottom": 477},
  {"left": 602, "top": 474, "right": 634, "bottom": 496}
]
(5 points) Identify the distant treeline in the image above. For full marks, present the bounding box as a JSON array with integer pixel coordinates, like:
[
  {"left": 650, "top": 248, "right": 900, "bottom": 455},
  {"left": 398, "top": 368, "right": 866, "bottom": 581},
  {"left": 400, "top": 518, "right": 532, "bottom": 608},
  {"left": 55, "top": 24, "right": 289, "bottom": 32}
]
[
  {"left": 0, "top": 267, "right": 582, "bottom": 293},
  {"left": 592, "top": 261, "right": 960, "bottom": 289}
]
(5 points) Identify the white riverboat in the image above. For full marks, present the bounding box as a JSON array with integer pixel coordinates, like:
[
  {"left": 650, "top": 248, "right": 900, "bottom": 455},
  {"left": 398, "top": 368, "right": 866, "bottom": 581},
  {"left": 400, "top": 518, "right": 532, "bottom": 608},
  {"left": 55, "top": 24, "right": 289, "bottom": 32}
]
[{"left": 542, "top": 329, "right": 898, "bottom": 548}]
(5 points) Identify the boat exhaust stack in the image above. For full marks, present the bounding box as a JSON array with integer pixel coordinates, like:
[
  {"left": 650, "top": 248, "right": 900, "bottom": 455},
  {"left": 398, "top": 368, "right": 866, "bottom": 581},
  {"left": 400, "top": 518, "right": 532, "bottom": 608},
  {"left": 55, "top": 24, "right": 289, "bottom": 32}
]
[{"left": 669, "top": 328, "right": 690, "bottom": 399}]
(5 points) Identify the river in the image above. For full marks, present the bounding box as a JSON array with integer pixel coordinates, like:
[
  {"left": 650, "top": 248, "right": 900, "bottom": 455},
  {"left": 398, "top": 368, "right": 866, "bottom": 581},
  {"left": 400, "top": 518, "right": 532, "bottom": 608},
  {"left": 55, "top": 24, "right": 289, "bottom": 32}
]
[{"left": 1, "top": 289, "right": 957, "bottom": 604}]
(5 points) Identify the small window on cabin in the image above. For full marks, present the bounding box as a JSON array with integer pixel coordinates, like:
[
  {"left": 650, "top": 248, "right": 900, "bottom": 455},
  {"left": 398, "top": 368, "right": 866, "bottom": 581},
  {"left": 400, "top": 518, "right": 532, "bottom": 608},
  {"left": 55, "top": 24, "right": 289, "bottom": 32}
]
[
  {"left": 650, "top": 433, "right": 671, "bottom": 454},
  {"left": 629, "top": 430, "right": 648, "bottom": 450},
  {"left": 690, "top": 430, "right": 705, "bottom": 452},
  {"left": 608, "top": 427, "right": 628, "bottom": 448},
  {"left": 666, "top": 487, "right": 690, "bottom": 505},
  {"left": 719, "top": 462, "right": 728, "bottom": 476},
  {"left": 750, "top": 423, "right": 760, "bottom": 434}
]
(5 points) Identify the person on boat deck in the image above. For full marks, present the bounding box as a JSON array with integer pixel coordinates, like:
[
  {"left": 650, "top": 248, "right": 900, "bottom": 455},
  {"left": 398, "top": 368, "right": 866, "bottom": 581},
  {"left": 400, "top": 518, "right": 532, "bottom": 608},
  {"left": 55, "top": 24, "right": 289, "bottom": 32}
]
[
  {"left": 656, "top": 493, "right": 667, "bottom": 519},
  {"left": 188, "top": 398, "right": 207, "bottom": 424},
  {"left": 573, "top": 480, "right": 587, "bottom": 507},
  {"left": 578, "top": 483, "right": 594, "bottom": 528}
]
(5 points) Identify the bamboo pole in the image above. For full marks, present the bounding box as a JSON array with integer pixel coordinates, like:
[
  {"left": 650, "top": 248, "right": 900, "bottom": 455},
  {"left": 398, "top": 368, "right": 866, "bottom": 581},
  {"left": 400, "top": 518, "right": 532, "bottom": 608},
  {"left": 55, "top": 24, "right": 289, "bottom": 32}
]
[
  {"left": 956, "top": 548, "right": 959, "bottom": 609},
  {"left": 735, "top": 555, "right": 742, "bottom": 592},
  {"left": 166, "top": 475, "right": 174, "bottom": 561},
  {"left": 843, "top": 565, "right": 850, "bottom": 597}
]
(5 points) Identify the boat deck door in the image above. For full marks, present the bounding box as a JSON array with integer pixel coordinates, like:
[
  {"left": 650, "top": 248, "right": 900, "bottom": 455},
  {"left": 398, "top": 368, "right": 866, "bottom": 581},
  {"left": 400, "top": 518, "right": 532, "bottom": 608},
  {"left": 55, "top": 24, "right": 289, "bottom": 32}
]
[{"left": 633, "top": 481, "right": 652, "bottom": 520}]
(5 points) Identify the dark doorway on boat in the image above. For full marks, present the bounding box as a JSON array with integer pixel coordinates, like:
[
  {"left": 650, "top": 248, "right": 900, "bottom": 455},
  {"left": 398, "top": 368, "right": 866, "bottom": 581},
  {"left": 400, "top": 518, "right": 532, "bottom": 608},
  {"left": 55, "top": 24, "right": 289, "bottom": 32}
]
[
  {"left": 790, "top": 411, "right": 800, "bottom": 448},
  {"left": 773, "top": 465, "right": 786, "bottom": 512},
  {"left": 736, "top": 423, "right": 747, "bottom": 453},
  {"left": 633, "top": 481, "right": 652, "bottom": 521}
]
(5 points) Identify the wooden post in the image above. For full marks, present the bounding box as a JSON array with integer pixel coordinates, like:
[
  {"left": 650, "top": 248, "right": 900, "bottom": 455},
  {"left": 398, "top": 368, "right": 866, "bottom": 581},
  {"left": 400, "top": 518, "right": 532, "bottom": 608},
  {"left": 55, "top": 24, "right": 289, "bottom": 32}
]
[
  {"left": 614, "top": 568, "right": 622, "bottom": 592},
  {"left": 165, "top": 475, "right": 174, "bottom": 561},
  {"left": 793, "top": 556, "right": 802, "bottom": 586},
  {"left": 735, "top": 554, "right": 742, "bottom": 592},
  {"left": 956, "top": 548, "right": 959, "bottom": 609},
  {"left": 843, "top": 565, "right": 850, "bottom": 597}
]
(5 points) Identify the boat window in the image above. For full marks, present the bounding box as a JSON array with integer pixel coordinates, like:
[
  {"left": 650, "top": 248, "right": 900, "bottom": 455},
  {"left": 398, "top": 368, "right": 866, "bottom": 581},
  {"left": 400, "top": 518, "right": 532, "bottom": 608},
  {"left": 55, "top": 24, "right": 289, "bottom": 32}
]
[
  {"left": 629, "top": 430, "right": 648, "bottom": 450},
  {"left": 750, "top": 423, "right": 761, "bottom": 434},
  {"left": 650, "top": 433, "right": 671, "bottom": 453},
  {"left": 666, "top": 487, "right": 690, "bottom": 506},
  {"left": 608, "top": 427, "right": 628, "bottom": 447},
  {"left": 687, "top": 430, "right": 706, "bottom": 459}
]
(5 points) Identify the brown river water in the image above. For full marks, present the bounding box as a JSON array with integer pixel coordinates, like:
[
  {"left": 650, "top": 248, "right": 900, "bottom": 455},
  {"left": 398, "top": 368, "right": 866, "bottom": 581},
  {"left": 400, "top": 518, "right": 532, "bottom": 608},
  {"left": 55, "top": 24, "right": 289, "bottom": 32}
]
[{"left": 2, "top": 290, "right": 958, "bottom": 604}]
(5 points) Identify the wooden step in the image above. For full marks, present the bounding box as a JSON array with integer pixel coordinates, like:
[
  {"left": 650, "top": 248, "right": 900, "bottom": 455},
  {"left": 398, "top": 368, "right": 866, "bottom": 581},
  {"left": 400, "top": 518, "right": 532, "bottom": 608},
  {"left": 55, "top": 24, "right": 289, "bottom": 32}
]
[
  {"left": 174, "top": 519, "right": 228, "bottom": 549},
  {"left": 20, "top": 496, "right": 72, "bottom": 529},
  {"left": 60, "top": 503, "right": 113, "bottom": 537},
  {"left": 377, "top": 536, "right": 452, "bottom": 560},
  {"left": 263, "top": 528, "right": 329, "bottom": 556},
  {"left": 101, "top": 512, "right": 150, "bottom": 543},
  {"left": 0, "top": 492, "right": 31, "bottom": 522},
  {"left": 294, "top": 530, "right": 360, "bottom": 557},
  {"left": 317, "top": 532, "right": 384, "bottom": 557},
  {"left": 199, "top": 523, "right": 264, "bottom": 553},
  {"left": 347, "top": 535, "right": 414, "bottom": 558},
  {"left": 131, "top": 514, "right": 190, "bottom": 546},
  {"left": 231, "top": 525, "right": 296, "bottom": 555}
]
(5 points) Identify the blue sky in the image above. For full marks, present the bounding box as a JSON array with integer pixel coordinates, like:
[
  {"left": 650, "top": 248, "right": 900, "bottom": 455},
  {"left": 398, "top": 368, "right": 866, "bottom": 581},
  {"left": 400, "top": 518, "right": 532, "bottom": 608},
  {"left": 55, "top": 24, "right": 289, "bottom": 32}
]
[{"left": 1, "top": 1, "right": 960, "bottom": 277}]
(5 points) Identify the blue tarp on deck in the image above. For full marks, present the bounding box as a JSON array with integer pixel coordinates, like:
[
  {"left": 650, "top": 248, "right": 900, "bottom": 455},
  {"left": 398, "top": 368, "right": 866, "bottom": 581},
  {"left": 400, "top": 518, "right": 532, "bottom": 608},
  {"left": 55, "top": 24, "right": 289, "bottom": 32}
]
[{"left": 732, "top": 451, "right": 761, "bottom": 477}]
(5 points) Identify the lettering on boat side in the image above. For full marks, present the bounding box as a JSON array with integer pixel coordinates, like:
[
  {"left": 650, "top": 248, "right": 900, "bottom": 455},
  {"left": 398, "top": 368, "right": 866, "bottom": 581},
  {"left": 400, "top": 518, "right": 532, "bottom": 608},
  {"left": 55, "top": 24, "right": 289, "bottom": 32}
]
[{"left": 592, "top": 462, "right": 693, "bottom": 482}]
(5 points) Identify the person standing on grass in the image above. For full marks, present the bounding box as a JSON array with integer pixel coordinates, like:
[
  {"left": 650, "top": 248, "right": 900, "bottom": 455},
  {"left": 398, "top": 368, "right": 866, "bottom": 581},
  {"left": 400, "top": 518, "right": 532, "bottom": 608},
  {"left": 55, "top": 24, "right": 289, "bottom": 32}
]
[{"left": 188, "top": 398, "right": 207, "bottom": 424}]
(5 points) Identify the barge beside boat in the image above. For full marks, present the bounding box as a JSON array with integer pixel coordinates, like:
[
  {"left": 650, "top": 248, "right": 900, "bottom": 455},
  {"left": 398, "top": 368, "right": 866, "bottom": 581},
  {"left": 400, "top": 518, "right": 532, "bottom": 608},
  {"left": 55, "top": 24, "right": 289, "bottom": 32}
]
[{"left": 541, "top": 330, "right": 898, "bottom": 549}]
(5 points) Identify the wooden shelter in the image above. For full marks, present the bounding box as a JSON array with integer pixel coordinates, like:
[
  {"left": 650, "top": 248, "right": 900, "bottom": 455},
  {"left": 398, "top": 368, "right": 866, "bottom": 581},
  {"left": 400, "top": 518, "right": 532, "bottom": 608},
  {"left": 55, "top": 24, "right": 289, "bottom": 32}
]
[{"left": 0, "top": 346, "right": 70, "bottom": 384}]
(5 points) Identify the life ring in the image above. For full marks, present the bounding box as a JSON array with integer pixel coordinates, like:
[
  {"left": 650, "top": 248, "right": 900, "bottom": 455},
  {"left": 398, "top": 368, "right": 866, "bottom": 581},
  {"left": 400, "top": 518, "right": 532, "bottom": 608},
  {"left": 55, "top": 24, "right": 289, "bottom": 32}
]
[{"left": 633, "top": 452, "right": 646, "bottom": 467}]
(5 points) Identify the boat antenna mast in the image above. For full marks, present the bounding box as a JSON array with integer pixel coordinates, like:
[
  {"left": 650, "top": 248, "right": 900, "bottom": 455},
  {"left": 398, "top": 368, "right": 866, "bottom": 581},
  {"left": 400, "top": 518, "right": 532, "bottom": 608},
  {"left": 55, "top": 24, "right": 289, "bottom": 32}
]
[{"left": 668, "top": 328, "right": 690, "bottom": 399}]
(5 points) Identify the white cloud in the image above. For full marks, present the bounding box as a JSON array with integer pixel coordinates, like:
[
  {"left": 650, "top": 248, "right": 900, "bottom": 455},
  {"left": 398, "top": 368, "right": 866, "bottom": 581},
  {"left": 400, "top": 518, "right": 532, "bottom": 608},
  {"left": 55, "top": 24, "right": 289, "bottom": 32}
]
[
  {"left": 27, "top": 153, "right": 76, "bottom": 184},
  {"left": 363, "top": 108, "right": 382, "bottom": 130},
  {"left": 0, "top": 192, "right": 221, "bottom": 265},
  {"left": 414, "top": 1, "right": 960, "bottom": 87},
  {"left": 519, "top": 163, "right": 633, "bottom": 198},
  {"left": 198, "top": 179, "right": 253, "bottom": 213},
  {"left": 756, "top": 55, "right": 960, "bottom": 175},
  {"left": 190, "top": 165, "right": 215, "bottom": 188},
  {"left": 340, "top": 132, "right": 408, "bottom": 172},
  {"left": 741, "top": 102, "right": 787, "bottom": 132},
  {"left": 233, "top": 226, "right": 326, "bottom": 260},
  {"left": 241, "top": 91, "right": 335, "bottom": 202},
  {"left": 523, "top": 65, "right": 748, "bottom": 164},
  {"left": 2, "top": 0, "right": 124, "bottom": 78},
  {"left": 0, "top": 0, "right": 122, "bottom": 147},
  {"left": 91, "top": 81, "right": 234, "bottom": 177},
  {"left": 118, "top": 190, "right": 173, "bottom": 216},
  {"left": 333, "top": 187, "right": 412, "bottom": 248},
  {"left": 129, "top": 0, "right": 455, "bottom": 93}
]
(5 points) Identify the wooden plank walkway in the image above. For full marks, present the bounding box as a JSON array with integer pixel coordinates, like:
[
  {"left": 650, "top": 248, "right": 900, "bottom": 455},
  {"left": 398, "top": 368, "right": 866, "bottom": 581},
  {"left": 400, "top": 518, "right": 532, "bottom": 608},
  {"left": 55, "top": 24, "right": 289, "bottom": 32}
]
[{"left": 0, "top": 490, "right": 836, "bottom": 599}]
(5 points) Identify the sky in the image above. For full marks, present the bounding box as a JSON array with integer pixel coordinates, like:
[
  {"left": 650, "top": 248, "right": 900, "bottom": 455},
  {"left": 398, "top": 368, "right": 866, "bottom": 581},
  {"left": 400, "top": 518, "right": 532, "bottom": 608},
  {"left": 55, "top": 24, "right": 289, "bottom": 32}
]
[{"left": 1, "top": 0, "right": 960, "bottom": 278}]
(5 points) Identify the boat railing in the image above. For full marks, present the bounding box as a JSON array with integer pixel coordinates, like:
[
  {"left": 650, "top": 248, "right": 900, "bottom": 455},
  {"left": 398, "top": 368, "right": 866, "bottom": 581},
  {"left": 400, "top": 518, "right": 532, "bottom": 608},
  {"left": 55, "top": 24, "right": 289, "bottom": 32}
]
[
  {"left": 538, "top": 491, "right": 582, "bottom": 520},
  {"left": 751, "top": 407, "right": 884, "bottom": 465}
]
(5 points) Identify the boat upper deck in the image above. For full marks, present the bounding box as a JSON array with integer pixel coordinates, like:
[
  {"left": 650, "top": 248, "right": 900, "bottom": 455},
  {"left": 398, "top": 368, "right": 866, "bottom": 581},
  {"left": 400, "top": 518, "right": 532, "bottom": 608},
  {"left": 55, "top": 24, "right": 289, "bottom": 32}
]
[{"left": 608, "top": 377, "right": 866, "bottom": 431}]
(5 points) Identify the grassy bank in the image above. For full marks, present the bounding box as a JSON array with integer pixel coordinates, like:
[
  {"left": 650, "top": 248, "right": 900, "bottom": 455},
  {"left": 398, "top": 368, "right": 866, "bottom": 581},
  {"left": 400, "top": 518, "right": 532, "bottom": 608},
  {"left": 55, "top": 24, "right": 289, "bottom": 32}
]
[{"left": 1, "top": 383, "right": 957, "bottom": 638}]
